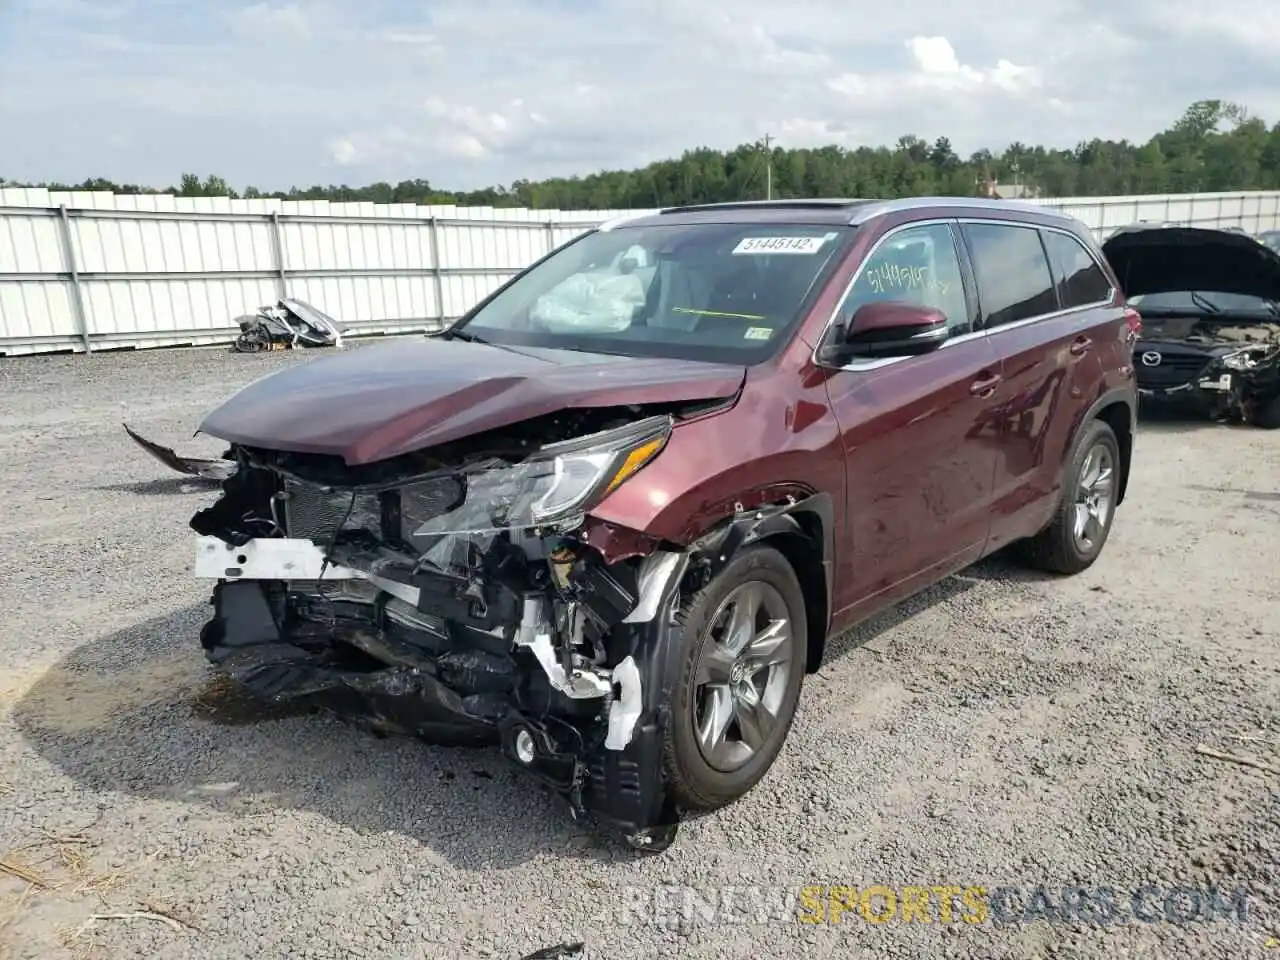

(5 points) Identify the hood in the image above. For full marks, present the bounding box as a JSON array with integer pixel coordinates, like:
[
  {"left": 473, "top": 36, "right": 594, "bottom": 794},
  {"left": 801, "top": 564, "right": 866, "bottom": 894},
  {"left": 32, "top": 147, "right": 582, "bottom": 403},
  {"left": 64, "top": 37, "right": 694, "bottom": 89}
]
[
  {"left": 1102, "top": 226, "right": 1280, "bottom": 301},
  {"left": 198, "top": 338, "right": 746, "bottom": 464}
]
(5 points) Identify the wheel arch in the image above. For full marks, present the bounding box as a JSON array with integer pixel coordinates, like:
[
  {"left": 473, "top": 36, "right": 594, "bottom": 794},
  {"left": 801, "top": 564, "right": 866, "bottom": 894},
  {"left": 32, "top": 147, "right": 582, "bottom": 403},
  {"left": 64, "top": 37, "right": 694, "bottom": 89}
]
[
  {"left": 1085, "top": 390, "right": 1136, "bottom": 506},
  {"left": 682, "top": 493, "right": 835, "bottom": 675}
]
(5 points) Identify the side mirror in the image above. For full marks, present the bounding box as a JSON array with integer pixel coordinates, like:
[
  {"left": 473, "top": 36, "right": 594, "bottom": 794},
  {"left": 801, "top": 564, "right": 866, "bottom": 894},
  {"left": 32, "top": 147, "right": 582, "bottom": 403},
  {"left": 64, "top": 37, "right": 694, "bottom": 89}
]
[{"left": 832, "top": 301, "right": 950, "bottom": 359}]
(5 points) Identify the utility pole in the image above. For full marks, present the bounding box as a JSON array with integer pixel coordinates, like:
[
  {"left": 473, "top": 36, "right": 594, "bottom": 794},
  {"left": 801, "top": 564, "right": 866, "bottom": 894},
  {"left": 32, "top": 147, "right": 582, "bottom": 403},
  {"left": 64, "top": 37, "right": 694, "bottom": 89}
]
[{"left": 762, "top": 133, "right": 774, "bottom": 200}]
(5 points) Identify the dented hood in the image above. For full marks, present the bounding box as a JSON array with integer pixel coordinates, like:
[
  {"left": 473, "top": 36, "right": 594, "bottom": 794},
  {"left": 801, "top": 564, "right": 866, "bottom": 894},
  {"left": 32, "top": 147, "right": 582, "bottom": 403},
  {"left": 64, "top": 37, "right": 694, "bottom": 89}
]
[
  {"left": 1103, "top": 226, "right": 1280, "bottom": 301},
  {"left": 198, "top": 338, "right": 746, "bottom": 464}
]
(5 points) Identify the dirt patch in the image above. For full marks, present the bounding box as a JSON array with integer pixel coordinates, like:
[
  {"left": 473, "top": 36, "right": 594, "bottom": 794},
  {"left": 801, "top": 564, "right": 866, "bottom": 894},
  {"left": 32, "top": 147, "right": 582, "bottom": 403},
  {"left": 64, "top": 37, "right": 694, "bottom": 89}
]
[{"left": 13, "top": 655, "right": 205, "bottom": 736}]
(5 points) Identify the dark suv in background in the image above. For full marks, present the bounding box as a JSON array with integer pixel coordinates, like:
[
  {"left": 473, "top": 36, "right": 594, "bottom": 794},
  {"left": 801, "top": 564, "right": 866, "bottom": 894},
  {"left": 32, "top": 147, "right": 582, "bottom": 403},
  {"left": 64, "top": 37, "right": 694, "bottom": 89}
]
[
  {"left": 146, "top": 197, "right": 1139, "bottom": 850},
  {"left": 1101, "top": 224, "right": 1280, "bottom": 427}
]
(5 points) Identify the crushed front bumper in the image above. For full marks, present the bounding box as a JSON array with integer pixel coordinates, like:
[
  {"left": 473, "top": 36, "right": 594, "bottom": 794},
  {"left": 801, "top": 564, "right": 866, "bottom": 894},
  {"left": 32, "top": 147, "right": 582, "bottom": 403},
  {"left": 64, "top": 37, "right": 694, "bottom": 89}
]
[
  {"left": 193, "top": 534, "right": 688, "bottom": 848},
  {"left": 1135, "top": 348, "right": 1280, "bottom": 424},
  {"left": 1136, "top": 370, "right": 1231, "bottom": 399}
]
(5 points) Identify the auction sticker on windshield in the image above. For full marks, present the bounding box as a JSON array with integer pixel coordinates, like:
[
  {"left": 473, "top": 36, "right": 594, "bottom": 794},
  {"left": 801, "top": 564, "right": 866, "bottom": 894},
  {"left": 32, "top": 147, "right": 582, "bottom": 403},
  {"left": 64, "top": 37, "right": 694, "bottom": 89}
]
[{"left": 733, "top": 235, "right": 830, "bottom": 255}]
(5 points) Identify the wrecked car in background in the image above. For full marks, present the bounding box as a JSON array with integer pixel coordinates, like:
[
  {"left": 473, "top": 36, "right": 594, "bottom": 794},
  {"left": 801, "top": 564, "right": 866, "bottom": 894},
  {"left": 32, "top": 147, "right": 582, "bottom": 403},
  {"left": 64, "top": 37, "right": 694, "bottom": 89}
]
[
  {"left": 232, "top": 298, "right": 348, "bottom": 353},
  {"left": 148, "top": 197, "right": 1136, "bottom": 850},
  {"left": 1102, "top": 225, "right": 1280, "bottom": 428}
]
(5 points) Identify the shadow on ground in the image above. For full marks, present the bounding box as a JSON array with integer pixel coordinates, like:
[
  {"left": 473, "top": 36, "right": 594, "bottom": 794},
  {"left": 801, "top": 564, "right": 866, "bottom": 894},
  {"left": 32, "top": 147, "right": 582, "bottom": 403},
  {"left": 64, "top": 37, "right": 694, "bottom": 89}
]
[
  {"left": 819, "top": 573, "right": 976, "bottom": 664},
  {"left": 10, "top": 604, "right": 620, "bottom": 869},
  {"left": 12, "top": 577, "right": 974, "bottom": 869},
  {"left": 97, "top": 477, "right": 221, "bottom": 496},
  {"left": 960, "top": 546, "right": 1065, "bottom": 584}
]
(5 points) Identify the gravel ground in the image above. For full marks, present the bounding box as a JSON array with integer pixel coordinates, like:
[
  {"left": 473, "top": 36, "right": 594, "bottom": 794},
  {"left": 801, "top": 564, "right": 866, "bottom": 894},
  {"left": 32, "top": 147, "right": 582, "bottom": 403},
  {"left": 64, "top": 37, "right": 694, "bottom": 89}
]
[{"left": 1, "top": 343, "right": 1278, "bottom": 960}]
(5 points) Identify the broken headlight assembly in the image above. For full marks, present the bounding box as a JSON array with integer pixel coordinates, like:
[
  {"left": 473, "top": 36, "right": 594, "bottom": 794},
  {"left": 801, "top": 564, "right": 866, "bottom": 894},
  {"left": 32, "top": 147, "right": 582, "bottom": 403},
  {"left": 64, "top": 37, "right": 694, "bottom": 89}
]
[
  {"left": 413, "top": 414, "right": 672, "bottom": 536},
  {"left": 1221, "top": 348, "right": 1263, "bottom": 371}
]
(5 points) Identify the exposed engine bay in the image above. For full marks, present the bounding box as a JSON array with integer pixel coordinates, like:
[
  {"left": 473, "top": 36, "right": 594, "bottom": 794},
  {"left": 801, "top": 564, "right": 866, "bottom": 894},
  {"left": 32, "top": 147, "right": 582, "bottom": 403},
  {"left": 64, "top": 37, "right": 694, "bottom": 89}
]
[
  {"left": 1133, "top": 316, "right": 1280, "bottom": 427},
  {"left": 174, "top": 400, "right": 758, "bottom": 849},
  {"left": 1138, "top": 316, "right": 1280, "bottom": 347}
]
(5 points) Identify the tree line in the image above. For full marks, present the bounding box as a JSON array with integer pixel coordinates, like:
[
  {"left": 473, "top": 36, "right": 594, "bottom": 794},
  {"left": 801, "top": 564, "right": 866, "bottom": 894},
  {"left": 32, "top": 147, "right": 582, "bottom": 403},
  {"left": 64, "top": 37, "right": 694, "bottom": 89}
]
[{"left": 6, "top": 100, "right": 1280, "bottom": 210}]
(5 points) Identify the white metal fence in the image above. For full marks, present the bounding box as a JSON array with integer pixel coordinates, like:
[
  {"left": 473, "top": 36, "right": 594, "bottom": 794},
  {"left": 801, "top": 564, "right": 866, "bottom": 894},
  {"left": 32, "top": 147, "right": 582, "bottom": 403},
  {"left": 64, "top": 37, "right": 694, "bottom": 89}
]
[{"left": 3, "top": 187, "right": 1280, "bottom": 356}]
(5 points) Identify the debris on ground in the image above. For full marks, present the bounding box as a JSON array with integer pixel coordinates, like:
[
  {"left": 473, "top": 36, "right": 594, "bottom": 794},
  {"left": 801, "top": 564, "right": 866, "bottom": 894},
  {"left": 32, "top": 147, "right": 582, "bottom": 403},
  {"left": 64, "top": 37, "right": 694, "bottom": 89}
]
[
  {"left": 1194, "top": 744, "right": 1280, "bottom": 775},
  {"left": 518, "top": 942, "right": 585, "bottom": 960},
  {"left": 231, "top": 298, "right": 347, "bottom": 353},
  {"left": 70, "top": 910, "right": 188, "bottom": 940}
]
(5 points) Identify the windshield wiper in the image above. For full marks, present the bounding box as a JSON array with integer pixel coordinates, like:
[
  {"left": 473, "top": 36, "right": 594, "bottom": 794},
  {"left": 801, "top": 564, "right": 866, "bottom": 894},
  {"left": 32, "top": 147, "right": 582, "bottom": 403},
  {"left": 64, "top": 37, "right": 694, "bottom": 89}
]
[
  {"left": 1190, "top": 292, "right": 1222, "bottom": 315},
  {"left": 440, "top": 327, "right": 541, "bottom": 357}
]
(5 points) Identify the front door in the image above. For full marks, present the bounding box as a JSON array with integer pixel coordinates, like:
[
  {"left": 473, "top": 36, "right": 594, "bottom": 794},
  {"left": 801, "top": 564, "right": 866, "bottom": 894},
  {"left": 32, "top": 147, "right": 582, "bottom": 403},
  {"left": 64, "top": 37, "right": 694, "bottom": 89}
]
[{"left": 822, "top": 220, "right": 1003, "bottom": 622}]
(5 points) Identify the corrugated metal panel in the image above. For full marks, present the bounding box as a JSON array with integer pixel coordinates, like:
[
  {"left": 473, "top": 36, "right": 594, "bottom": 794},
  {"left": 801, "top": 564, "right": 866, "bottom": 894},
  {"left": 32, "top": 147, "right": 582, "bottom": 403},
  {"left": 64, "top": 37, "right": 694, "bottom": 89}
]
[
  {"left": 3, "top": 190, "right": 1280, "bottom": 356},
  {"left": 1033, "top": 191, "right": 1280, "bottom": 239}
]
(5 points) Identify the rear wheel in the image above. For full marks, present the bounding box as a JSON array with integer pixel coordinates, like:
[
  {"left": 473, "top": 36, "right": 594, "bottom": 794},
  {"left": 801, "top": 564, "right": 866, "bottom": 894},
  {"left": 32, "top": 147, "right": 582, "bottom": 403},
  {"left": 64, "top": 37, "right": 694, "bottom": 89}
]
[
  {"left": 1020, "top": 419, "right": 1120, "bottom": 574},
  {"left": 663, "top": 544, "right": 807, "bottom": 813}
]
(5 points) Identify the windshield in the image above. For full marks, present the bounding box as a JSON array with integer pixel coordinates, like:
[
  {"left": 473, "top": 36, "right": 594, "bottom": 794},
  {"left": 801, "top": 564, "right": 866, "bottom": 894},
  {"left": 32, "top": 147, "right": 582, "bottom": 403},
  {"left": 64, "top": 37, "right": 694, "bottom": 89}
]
[
  {"left": 1127, "top": 290, "right": 1279, "bottom": 314},
  {"left": 450, "top": 222, "right": 854, "bottom": 363}
]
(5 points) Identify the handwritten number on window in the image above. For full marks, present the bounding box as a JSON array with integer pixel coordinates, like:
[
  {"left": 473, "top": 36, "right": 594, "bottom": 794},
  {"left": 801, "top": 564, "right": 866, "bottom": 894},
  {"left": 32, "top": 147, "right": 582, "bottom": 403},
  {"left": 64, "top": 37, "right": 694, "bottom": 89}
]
[{"left": 864, "top": 262, "right": 948, "bottom": 296}]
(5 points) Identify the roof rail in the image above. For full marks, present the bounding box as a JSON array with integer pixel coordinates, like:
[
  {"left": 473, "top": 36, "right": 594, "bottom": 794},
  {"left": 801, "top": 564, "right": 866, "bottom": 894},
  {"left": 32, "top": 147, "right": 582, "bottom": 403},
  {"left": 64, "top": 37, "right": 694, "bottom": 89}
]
[
  {"left": 848, "top": 195, "right": 1072, "bottom": 225},
  {"left": 659, "top": 199, "right": 872, "bottom": 215}
]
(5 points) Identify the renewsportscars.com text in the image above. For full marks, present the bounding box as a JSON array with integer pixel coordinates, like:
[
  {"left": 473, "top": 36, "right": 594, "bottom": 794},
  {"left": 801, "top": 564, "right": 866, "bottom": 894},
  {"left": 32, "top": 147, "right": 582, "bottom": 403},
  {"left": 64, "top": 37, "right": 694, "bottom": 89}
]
[{"left": 611, "top": 883, "right": 1252, "bottom": 929}]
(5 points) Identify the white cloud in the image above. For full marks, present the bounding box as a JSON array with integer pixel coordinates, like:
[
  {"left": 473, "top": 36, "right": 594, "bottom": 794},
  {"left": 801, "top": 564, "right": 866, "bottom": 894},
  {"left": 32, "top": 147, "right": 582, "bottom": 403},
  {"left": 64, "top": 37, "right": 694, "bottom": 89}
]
[
  {"left": 829, "top": 37, "right": 1041, "bottom": 102},
  {"left": 911, "top": 36, "right": 968, "bottom": 76},
  {"left": 228, "top": 2, "right": 312, "bottom": 42},
  {"left": 910, "top": 36, "right": 1041, "bottom": 91},
  {"left": 1, "top": 0, "right": 1277, "bottom": 191},
  {"left": 328, "top": 136, "right": 358, "bottom": 165}
]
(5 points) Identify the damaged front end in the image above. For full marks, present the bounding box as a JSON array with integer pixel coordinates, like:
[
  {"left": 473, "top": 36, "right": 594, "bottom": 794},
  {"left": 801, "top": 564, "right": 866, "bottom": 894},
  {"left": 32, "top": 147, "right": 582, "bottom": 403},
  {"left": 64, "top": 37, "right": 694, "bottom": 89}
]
[
  {"left": 1207, "top": 323, "right": 1280, "bottom": 426},
  {"left": 189, "top": 410, "right": 698, "bottom": 848},
  {"left": 1135, "top": 318, "right": 1280, "bottom": 426}
]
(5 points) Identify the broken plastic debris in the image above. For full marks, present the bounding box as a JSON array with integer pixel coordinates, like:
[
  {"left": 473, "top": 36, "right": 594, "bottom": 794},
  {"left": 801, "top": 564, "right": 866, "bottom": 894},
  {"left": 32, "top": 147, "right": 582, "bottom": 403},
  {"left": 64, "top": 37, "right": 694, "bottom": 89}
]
[
  {"left": 123, "top": 423, "right": 237, "bottom": 480},
  {"left": 518, "top": 943, "right": 585, "bottom": 960}
]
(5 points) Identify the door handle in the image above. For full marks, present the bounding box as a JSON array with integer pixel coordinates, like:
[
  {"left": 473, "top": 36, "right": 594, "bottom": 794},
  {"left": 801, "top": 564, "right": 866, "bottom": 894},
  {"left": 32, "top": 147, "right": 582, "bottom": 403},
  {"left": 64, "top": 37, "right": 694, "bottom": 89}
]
[
  {"left": 969, "top": 372, "right": 1002, "bottom": 397},
  {"left": 1069, "top": 336, "right": 1092, "bottom": 357}
]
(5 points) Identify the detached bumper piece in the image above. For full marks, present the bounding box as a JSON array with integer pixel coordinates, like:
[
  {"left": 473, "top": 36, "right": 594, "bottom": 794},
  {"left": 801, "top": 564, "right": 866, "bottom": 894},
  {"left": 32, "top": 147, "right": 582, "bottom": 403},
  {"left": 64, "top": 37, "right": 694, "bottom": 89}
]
[{"left": 124, "top": 423, "right": 237, "bottom": 481}]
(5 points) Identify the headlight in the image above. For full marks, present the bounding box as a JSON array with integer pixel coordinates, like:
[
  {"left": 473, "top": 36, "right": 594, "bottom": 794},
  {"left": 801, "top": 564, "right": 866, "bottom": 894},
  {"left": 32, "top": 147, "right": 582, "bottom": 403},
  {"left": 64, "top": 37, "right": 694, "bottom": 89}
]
[
  {"left": 412, "top": 415, "right": 672, "bottom": 536},
  {"left": 1221, "top": 349, "right": 1259, "bottom": 371}
]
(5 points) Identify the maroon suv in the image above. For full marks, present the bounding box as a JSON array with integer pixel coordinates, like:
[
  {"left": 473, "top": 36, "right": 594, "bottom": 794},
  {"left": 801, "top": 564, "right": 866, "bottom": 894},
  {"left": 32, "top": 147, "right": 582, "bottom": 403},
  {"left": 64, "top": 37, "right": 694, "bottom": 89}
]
[{"left": 170, "top": 197, "right": 1139, "bottom": 851}]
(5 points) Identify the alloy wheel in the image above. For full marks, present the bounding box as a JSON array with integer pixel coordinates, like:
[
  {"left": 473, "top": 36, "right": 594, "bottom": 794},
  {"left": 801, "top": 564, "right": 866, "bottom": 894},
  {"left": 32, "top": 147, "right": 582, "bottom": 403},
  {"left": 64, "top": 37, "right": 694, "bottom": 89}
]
[
  {"left": 1073, "top": 442, "right": 1115, "bottom": 553},
  {"left": 692, "top": 580, "right": 793, "bottom": 773}
]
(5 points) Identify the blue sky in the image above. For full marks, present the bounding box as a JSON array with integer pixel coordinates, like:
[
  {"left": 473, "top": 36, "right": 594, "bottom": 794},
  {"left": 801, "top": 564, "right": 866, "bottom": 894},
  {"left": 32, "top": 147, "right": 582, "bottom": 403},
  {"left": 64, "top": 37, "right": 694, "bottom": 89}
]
[{"left": 2, "top": 0, "right": 1280, "bottom": 193}]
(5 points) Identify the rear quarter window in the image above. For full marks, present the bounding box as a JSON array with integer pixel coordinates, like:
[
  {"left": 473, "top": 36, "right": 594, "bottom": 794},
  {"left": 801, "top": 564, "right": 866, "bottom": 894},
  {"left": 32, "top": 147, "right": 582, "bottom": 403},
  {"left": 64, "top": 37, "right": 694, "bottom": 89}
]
[{"left": 1040, "top": 230, "right": 1112, "bottom": 308}]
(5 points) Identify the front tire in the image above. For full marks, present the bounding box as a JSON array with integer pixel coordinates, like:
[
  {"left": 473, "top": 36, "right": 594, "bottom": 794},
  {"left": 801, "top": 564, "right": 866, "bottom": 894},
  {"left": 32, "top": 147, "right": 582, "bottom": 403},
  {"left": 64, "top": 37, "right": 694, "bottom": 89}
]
[
  {"left": 1021, "top": 418, "right": 1120, "bottom": 574},
  {"left": 663, "top": 544, "right": 807, "bottom": 813}
]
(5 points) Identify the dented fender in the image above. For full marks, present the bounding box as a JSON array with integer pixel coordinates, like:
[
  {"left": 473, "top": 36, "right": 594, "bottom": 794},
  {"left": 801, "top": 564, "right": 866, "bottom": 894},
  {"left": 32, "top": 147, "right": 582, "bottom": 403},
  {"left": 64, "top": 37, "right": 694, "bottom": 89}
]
[{"left": 682, "top": 493, "right": 835, "bottom": 660}]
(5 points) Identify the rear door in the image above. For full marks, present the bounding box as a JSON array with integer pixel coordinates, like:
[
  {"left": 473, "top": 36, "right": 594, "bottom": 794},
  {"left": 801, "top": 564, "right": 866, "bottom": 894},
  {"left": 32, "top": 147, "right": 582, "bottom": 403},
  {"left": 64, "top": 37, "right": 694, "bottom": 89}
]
[
  {"left": 822, "top": 219, "right": 1003, "bottom": 620},
  {"left": 959, "top": 220, "right": 1116, "bottom": 552}
]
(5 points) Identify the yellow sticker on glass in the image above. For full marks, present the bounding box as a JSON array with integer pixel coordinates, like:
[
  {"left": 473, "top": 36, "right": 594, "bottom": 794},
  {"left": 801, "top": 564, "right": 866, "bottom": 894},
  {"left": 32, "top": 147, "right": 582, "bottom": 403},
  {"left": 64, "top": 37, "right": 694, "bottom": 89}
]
[{"left": 744, "top": 327, "right": 773, "bottom": 340}]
